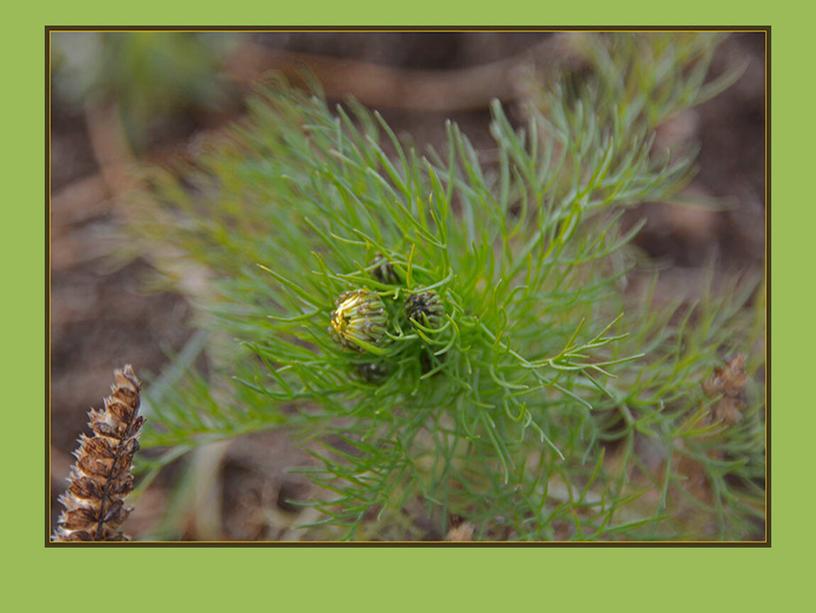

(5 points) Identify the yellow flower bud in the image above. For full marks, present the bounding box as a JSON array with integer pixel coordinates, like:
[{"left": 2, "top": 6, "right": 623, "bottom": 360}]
[{"left": 330, "top": 289, "right": 388, "bottom": 352}]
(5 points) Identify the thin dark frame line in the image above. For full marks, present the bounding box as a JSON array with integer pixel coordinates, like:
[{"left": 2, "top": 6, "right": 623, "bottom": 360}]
[
  {"left": 764, "top": 26, "right": 771, "bottom": 547},
  {"left": 45, "top": 26, "right": 52, "bottom": 547},
  {"left": 46, "top": 26, "right": 769, "bottom": 31},
  {"left": 45, "top": 26, "right": 771, "bottom": 548}
]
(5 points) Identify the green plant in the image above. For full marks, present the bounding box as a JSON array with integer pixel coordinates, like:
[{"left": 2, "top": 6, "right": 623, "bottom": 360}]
[{"left": 131, "top": 32, "right": 764, "bottom": 541}]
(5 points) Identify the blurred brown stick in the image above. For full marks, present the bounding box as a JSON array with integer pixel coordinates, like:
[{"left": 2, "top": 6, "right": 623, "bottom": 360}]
[{"left": 227, "top": 36, "right": 580, "bottom": 112}]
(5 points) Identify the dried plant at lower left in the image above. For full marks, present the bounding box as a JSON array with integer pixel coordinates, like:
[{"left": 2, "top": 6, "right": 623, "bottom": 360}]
[{"left": 53, "top": 365, "right": 144, "bottom": 542}]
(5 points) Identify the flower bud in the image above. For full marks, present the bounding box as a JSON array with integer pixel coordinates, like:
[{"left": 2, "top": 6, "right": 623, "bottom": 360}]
[
  {"left": 371, "top": 253, "right": 399, "bottom": 285},
  {"left": 330, "top": 289, "right": 388, "bottom": 352},
  {"left": 405, "top": 290, "right": 445, "bottom": 329},
  {"left": 355, "top": 361, "right": 390, "bottom": 383}
]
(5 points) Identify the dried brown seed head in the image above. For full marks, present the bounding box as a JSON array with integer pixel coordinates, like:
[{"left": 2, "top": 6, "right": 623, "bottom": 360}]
[
  {"left": 712, "top": 396, "right": 745, "bottom": 426},
  {"left": 445, "top": 521, "right": 475, "bottom": 542},
  {"left": 53, "top": 365, "right": 144, "bottom": 542},
  {"left": 703, "top": 354, "right": 748, "bottom": 399},
  {"left": 702, "top": 354, "right": 749, "bottom": 426}
]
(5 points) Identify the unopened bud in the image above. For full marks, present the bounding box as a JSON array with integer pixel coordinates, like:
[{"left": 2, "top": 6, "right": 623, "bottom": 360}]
[
  {"left": 405, "top": 290, "right": 445, "bottom": 329},
  {"left": 371, "top": 253, "right": 399, "bottom": 285},
  {"left": 330, "top": 289, "right": 388, "bottom": 352}
]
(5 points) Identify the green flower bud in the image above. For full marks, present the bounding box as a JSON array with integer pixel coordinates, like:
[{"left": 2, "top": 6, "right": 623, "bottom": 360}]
[
  {"left": 355, "top": 361, "right": 390, "bottom": 383},
  {"left": 405, "top": 290, "right": 445, "bottom": 329},
  {"left": 330, "top": 289, "right": 388, "bottom": 352},
  {"left": 371, "top": 253, "right": 399, "bottom": 285}
]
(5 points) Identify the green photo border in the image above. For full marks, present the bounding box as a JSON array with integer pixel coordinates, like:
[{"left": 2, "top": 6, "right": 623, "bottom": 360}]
[{"left": 5, "top": 0, "right": 808, "bottom": 608}]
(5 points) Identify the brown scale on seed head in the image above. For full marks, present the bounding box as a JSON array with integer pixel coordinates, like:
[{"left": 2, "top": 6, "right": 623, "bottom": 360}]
[{"left": 53, "top": 365, "right": 144, "bottom": 542}]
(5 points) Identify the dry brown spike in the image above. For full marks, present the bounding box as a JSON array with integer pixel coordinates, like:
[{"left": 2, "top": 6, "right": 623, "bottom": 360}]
[
  {"left": 702, "top": 354, "right": 749, "bottom": 425},
  {"left": 445, "top": 521, "right": 475, "bottom": 542},
  {"left": 53, "top": 365, "right": 144, "bottom": 542}
]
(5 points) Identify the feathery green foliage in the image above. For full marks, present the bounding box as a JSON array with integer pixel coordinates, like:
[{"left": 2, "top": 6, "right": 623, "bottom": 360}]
[{"left": 132, "top": 32, "right": 764, "bottom": 541}]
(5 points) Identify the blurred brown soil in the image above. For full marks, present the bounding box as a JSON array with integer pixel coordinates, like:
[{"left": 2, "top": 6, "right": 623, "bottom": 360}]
[{"left": 49, "top": 32, "right": 765, "bottom": 539}]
